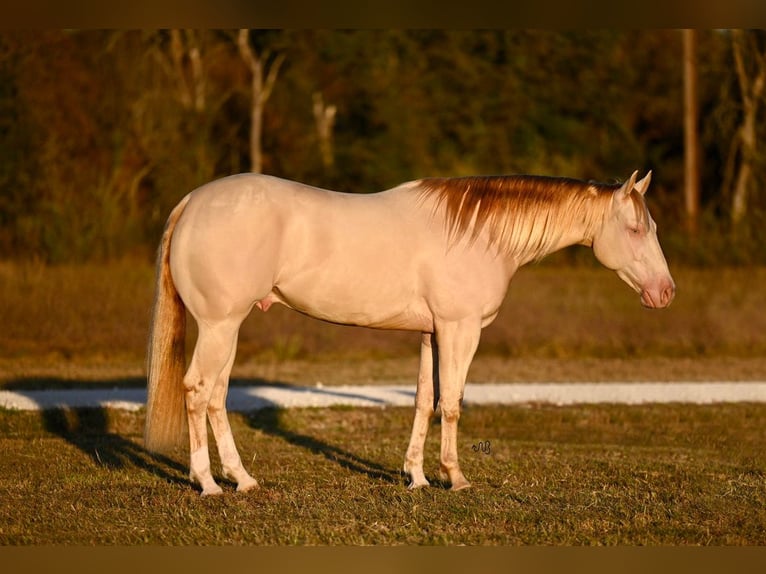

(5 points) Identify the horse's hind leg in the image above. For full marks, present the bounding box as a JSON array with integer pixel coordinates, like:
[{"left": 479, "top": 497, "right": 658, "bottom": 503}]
[
  {"left": 404, "top": 333, "right": 438, "bottom": 489},
  {"left": 184, "top": 318, "right": 243, "bottom": 496},
  {"left": 207, "top": 342, "right": 259, "bottom": 492}
]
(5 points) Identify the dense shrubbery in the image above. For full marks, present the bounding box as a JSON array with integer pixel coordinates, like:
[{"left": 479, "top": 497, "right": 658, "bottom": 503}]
[{"left": 0, "top": 30, "right": 764, "bottom": 265}]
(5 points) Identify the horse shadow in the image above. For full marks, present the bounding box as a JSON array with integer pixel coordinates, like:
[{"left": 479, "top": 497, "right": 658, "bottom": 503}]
[
  {"left": 226, "top": 376, "right": 412, "bottom": 486},
  {"left": 3, "top": 376, "right": 188, "bottom": 487},
  {"left": 3, "top": 375, "right": 410, "bottom": 489},
  {"left": 244, "top": 404, "right": 405, "bottom": 486},
  {"left": 38, "top": 405, "right": 190, "bottom": 486}
]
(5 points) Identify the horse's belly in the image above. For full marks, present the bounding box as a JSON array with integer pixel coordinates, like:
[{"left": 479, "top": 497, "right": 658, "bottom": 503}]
[{"left": 266, "top": 278, "right": 434, "bottom": 332}]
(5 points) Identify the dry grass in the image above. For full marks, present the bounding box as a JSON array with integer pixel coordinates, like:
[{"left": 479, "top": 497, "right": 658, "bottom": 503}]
[
  {"left": 1, "top": 261, "right": 765, "bottom": 545},
  {"left": 0, "top": 403, "right": 764, "bottom": 545},
  {"left": 1, "top": 261, "right": 766, "bottom": 387},
  {"left": 0, "top": 260, "right": 155, "bottom": 362}
]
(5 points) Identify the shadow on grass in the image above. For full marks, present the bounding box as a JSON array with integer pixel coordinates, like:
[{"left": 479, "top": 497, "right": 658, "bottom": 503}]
[
  {"left": 38, "top": 406, "right": 190, "bottom": 486},
  {"left": 4, "top": 374, "right": 411, "bottom": 488},
  {"left": 0, "top": 376, "right": 148, "bottom": 391},
  {"left": 1, "top": 374, "right": 191, "bottom": 486},
  {"left": 246, "top": 406, "right": 405, "bottom": 486},
  {"left": 1, "top": 375, "right": 290, "bottom": 391}
]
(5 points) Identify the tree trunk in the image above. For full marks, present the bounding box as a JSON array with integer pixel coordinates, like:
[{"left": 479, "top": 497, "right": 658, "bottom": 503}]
[
  {"left": 169, "top": 29, "right": 206, "bottom": 112},
  {"left": 237, "top": 29, "right": 284, "bottom": 174},
  {"left": 730, "top": 30, "right": 766, "bottom": 225},
  {"left": 731, "top": 115, "right": 757, "bottom": 224},
  {"left": 249, "top": 57, "right": 264, "bottom": 174},
  {"left": 683, "top": 29, "right": 700, "bottom": 236},
  {"left": 312, "top": 92, "right": 337, "bottom": 169}
]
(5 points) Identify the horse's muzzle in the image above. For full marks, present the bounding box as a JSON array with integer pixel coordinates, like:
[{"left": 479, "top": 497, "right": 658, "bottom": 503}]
[{"left": 640, "top": 279, "right": 676, "bottom": 309}]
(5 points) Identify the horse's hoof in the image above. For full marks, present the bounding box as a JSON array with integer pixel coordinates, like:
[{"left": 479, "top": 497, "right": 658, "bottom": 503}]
[
  {"left": 450, "top": 480, "right": 472, "bottom": 492},
  {"left": 407, "top": 480, "right": 430, "bottom": 490},
  {"left": 236, "top": 478, "right": 260, "bottom": 492},
  {"left": 200, "top": 484, "right": 224, "bottom": 496}
]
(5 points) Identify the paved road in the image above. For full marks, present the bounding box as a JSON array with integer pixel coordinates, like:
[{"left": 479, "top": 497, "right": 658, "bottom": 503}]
[{"left": 1, "top": 382, "right": 765, "bottom": 411}]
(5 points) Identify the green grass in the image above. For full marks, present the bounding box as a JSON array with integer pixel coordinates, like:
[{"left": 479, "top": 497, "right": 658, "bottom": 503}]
[
  {"left": 1, "top": 261, "right": 765, "bottom": 545},
  {"left": 1, "top": 404, "right": 764, "bottom": 545}
]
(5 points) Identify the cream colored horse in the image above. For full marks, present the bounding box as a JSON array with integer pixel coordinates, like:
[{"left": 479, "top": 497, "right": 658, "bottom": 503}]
[{"left": 145, "top": 170, "right": 675, "bottom": 495}]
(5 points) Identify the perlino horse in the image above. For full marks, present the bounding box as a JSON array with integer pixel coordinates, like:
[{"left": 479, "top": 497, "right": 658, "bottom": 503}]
[{"left": 145, "top": 170, "right": 675, "bottom": 495}]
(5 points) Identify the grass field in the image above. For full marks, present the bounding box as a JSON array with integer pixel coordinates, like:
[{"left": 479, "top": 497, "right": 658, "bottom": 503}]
[
  {"left": 1, "top": 260, "right": 766, "bottom": 386},
  {"left": 0, "top": 403, "right": 764, "bottom": 545},
  {"left": 1, "top": 261, "right": 765, "bottom": 545}
]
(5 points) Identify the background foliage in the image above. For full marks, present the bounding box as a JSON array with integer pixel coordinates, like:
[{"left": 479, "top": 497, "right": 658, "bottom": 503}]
[{"left": 1, "top": 30, "right": 764, "bottom": 264}]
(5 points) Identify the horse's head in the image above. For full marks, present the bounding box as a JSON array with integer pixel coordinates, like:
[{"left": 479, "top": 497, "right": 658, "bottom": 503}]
[{"left": 592, "top": 171, "right": 675, "bottom": 309}]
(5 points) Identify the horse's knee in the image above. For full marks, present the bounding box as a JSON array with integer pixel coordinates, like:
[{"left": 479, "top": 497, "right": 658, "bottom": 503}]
[
  {"left": 206, "top": 401, "right": 225, "bottom": 417},
  {"left": 441, "top": 405, "right": 460, "bottom": 424}
]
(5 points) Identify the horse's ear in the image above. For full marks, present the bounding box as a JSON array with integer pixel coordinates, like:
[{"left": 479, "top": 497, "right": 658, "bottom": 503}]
[
  {"left": 619, "top": 170, "right": 639, "bottom": 199},
  {"left": 634, "top": 170, "right": 652, "bottom": 195}
]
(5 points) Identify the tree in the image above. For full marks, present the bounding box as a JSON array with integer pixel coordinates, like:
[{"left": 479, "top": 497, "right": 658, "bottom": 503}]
[
  {"left": 683, "top": 29, "right": 701, "bottom": 235},
  {"left": 237, "top": 29, "right": 285, "bottom": 173},
  {"left": 312, "top": 91, "right": 337, "bottom": 170},
  {"left": 727, "top": 30, "right": 766, "bottom": 225},
  {"left": 1, "top": 29, "right": 762, "bottom": 264},
  {"left": 168, "top": 29, "right": 206, "bottom": 112}
]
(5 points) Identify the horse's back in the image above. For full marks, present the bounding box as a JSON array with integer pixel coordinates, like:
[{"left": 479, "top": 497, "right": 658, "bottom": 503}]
[
  {"left": 173, "top": 173, "right": 420, "bottom": 253},
  {"left": 168, "top": 174, "right": 429, "bottom": 323}
]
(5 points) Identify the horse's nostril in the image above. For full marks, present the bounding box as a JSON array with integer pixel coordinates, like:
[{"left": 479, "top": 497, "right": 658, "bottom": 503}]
[{"left": 661, "top": 285, "right": 675, "bottom": 306}]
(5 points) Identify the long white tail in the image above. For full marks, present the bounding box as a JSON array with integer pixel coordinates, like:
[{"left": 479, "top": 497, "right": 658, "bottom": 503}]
[{"left": 144, "top": 194, "right": 192, "bottom": 453}]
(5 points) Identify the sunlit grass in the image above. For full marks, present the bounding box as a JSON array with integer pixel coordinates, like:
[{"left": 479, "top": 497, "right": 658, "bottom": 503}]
[
  {"left": 0, "top": 404, "right": 763, "bottom": 545},
  {"left": 2, "top": 261, "right": 766, "bottom": 366}
]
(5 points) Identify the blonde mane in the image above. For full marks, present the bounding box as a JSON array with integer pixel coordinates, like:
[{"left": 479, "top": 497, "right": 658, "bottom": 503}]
[{"left": 416, "top": 175, "right": 627, "bottom": 261}]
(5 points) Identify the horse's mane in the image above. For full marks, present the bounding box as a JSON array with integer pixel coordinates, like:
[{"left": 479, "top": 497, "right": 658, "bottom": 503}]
[{"left": 416, "top": 175, "right": 639, "bottom": 261}]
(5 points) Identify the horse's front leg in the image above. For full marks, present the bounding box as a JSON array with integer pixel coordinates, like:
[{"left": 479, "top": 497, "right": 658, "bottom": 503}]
[
  {"left": 434, "top": 318, "right": 481, "bottom": 491},
  {"left": 404, "top": 333, "right": 439, "bottom": 489}
]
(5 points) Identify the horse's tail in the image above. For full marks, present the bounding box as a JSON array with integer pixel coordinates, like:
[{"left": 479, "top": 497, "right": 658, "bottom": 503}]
[{"left": 144, "top": 194, "right": 192, "bottom": 453}]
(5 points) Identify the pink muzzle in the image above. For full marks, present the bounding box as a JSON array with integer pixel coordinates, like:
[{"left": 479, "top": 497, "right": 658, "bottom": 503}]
[{"left": 640, "top": 278, "right": 676, "bottom": 308}]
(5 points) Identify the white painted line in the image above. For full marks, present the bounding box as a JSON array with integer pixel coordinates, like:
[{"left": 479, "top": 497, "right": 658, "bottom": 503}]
[{"left": 0, "top": 382, "right": 765, "bottom": 412}]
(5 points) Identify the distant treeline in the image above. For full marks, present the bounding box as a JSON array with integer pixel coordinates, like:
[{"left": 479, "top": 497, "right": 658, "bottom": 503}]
[{"left": 0, "top": 30, "right": 764, "bottom": 265}]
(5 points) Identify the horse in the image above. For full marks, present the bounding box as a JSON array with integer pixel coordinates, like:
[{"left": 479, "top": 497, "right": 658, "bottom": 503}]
[{"left": 144, "top": 170, "right": 675, "bottom": 495}]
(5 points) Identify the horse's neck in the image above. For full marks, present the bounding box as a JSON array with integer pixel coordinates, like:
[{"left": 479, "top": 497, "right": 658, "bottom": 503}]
[
  {"left": 510, "top": 202, "right": 602, "bottom": 267},
  {"left": 550, "top": 221, "right": 596, "bottom": 252}
]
